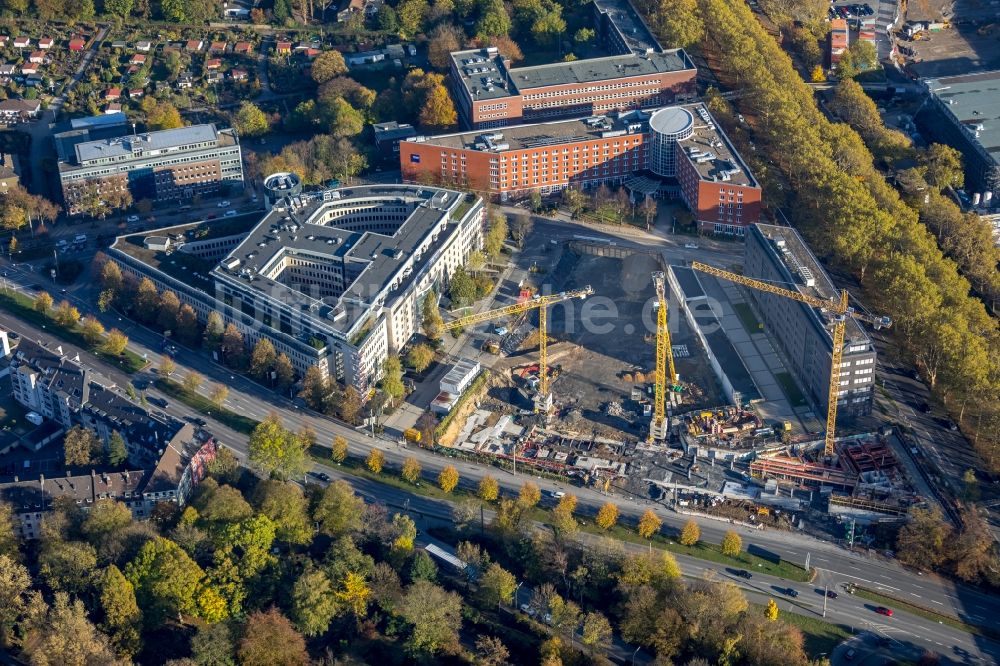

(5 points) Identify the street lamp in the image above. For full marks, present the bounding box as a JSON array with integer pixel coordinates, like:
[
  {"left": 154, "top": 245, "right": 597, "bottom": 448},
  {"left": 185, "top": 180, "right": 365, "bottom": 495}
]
[{"left": 513, "top": 581, "right": 523, "bottom": 611}]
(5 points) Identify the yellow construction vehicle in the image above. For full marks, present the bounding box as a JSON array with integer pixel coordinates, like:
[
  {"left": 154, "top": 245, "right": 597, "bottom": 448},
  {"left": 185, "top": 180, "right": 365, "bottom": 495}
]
[
  {"left": 690, "top": 261, "right": 890, "bottom": 456},
  {"left": 442, "top": 286, "right": 594, "bottom": 411},
  {"left": 649, "top": 271, "right": 680, "bottom": 440},
  {"left": 403, "top": 428, "right": 422, "bottom": 444}
]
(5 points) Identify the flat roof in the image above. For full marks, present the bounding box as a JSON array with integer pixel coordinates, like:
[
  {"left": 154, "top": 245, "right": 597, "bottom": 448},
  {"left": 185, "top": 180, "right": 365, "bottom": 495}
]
[
  {"left": 74, "top": 124, "right": 221, "bottom": 164},
  {"left": 450, "top": 48, "right": 693, "bottom": 102},
  {"left": 212, "top": 184, "right": 480, "bottom": 336},
  {"left": 750, "top": 224, "right": 868, "bottom": 343},
  {"left": 672, "top": 106, "right": 758, "bottom": 188},
  {"left": 924, "top": 70, "right": 1000, "bottom": 166},
  {"left": 592, "top": 0, "right": 661, "bottom": 54}
]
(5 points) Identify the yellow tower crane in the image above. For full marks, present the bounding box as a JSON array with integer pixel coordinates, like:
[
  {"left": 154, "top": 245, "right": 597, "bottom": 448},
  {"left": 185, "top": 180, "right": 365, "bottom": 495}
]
[
  {"left": 442, "top": 286, "right": 594, "bottom": 412},
  {"left": 690, "top": 261, "right": 890, "bottom": 456},
  {"left": 650, "top": 271, "right": 678, "bottom": 440}
]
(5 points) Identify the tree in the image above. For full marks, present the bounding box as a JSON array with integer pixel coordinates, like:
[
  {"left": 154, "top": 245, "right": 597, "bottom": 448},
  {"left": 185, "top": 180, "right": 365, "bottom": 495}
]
[
  {"left": 191, "top": 623, "right": 236, "bottom": 666},
  {"left": 33, "top": 291, "right": 53, "bottom": 313},
  {"left": 519, "top": 481, "right": 541, "bottom": 508},
  {"left": 896, "top": 507, "right": 951, "bottom": 570},
  {"left": 0, "top": 554, "right": 30, "bottom": 644},
  {"left": 595, "top": 502, "right": 619, "bottom": 531},
  {"left": 336, "top": 571, "right": 371, "bottom": 618},
  {"left": 340, "top": 386, "right": 362, "bottom": 425},
  {"left": 221, "top": 324, "right": 246, "bottom": 368},
  {"left": 64, "top": 426, "right": 99, "bottom": 467},
  {"left": 381, "top": 356, "right": 405, "bottom": 405},
  {"left": 299, "top": 366, "right": 329, "bottom": 410},
  {"left": 160, "top": 357, "right": 176, "bottom": 377},
  {"left": 183, "top": 371, "right": 204, "bottom": 394},
  {"left": 428, "top": 23, "right": 464, "bottom": 69},
  {"left": 679, "top": 518, "right": 700, "bottom": 546},
  {"left": 656, "top": 0, "right": 704, "bottom": 48},
  {"left": 766, "top": 598, "right": 779, "bottom": 621},
  {"left": 484, "top": 213, "right": 508, "bottom": 259},
  {"left": 406, "top": 343, "right": 434, "bottom": 373},
  {"left": 510, "top": 213, "right": 532, "bottom": 247},
  {"left": 248, "top": 413, "right": 309, "bottom": 480},
  {"left": 273, "top": 354, "right": 295, "bottom": 390},
  {"left": 580, "top": 611, "right": 612, "bottom": 649},
  {"left": 402, "top": 457, "right": 422, "bottom": 484},
  {"left": 291, "top": 568, "right": 337, "bottom": 636},
  {"left": 253, "top": 480, "right": 313, "bottom": 545},
  {"left": 101, "top": 329, "right": 129, "bottom": 356},
  {"left": 922, "top": 143, "right": 964, "bottom": 191},
  {"left": 475, "top": 636, "right": 510, "bottom": 666},
  {"left": 331, "top": 435, "right": 348, "bottom": 464},
  {"left": 104, "top": 0, "right": 133, "bottom": 16},
  {"left": 206, "top": 447, "right": 241, "bottom": 486},
  {"left": 204, "top": 312, "right": 225, "bottom": 350},
  {"left": 21, "top": 593, "right": 119, "bottom": 666},
  {"left": 397, "top": 0, "right": 429, "bottom": 38},
  {"left": 134, "top": 277, "right": 160, "bottom": 322},
  {"left": 476, "top": 0, "right": 511, "bottom": 38},
  {"left": 125, "top": 537, "right": 207, "bottom": 623},
  {"left": 438, "top": 465, "right": 459, "bottom": 493},
  {"left": 157, "top": 291, "right": 180, "bottom": 332},
  {"left": 81, "top": 316, "right": 106, "bottom": 345},
  {"left": 311, "top": 50, "right": 348, "bottom": 84},
  {"left": 419, "top": 82, "right": 457, "bottom": 131},
  {"left": 421, "top": 291, "right": 444, "bottom": 341},
  {"left": 146, "top": 101, "right": 183, "bottom": 130},
  {"left": 400, "top": 580, "right": 463, "bottom": 655},
  {"left": 637, "top": 509, "right": 662, "bottom": 549},
  {"left": 107, "top": 431, "right": 128, "bottom": 467},
  {"left": 480, "top": 562, "right": 517, "bottom": 610},
  {"left": 250, "top": 338, "right": 277, "bottom": 380},
  {"left": 409, "top": 549, "right": 437, "bottom": 581},
  {"left": 448, "top": 265, "right": 477, "bottom": 308},
  {"left": 313, "top": 480, "right": 364, "bottom": 536},
  {"left": 721, "top": 530, "right": 742, "bottom": 557},
  {"left": 210, "top": 384, "right": 229, "bottom": 408},
  {"left": 237, "top": 608, "right": 309, "bottom": 666},
  {"left": 98, "top": 565, "right": 141, "bottom": 657},
  {"left": 231, "top": 101, "right": 269, "bottom": 139},
  {"left": 366, "top": 449, "right": 385, "bottom": 474},
  {"left": 100, "top": 260, "right": 124, "bottom": 294},
  {"left": 0, "top": 504, "right": 18, "bottom": 560},
  {"left": 478, "top": 475, "right": 499, "bottom": 502},
  {"left": 53, "top": 300, "right": 81, "bottom": 328},
  {"left": 811, "top": 64, "right": 826, "bottom": 82}
]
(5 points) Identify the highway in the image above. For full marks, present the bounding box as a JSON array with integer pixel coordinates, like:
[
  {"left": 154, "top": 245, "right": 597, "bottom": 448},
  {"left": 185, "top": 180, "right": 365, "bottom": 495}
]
[{"left": 1, "top": 221, "right": 997, "bottom": 664}]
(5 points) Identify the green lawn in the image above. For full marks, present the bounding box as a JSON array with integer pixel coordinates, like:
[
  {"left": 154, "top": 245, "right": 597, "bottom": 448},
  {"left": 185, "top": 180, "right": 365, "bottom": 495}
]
[
  {"left": 0, "top": 289, "right": 145, "bottom": 373},
  {"left": 308, "top": 448, "right": 812, "bottom": 582},
  {"left": 733, "top": 302, "right": 762, "bottom": 334},
  {"left": 773, "top": 607, "right": 852, "bottom": 657},
  {"left": 774, "top": 372, "right": 808, "bottom": 408},
  {"left": 155, "top": 378, "right": 259, "bottom": 434},
  {"left": 0, "top": 393, "right": 28, "bottom": 433}
]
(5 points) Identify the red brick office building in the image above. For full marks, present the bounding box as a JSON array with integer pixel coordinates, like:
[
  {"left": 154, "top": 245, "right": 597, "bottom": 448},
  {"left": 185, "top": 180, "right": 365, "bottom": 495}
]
[
  {"left": 450, "top": 47, "right": 697, "bottom": 130},
  {"left": 401, "top": 104, "right": 761, "bottom": 235}
]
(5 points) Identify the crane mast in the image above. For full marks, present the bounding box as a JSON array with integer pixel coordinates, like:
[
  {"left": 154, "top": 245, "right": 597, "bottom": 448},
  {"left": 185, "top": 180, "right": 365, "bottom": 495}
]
[
  {"left": 689, "top": 261, "right": 890, "bottom": 456},
  {"left": 650, "top": 271, "right": 677, "bottom": 441},
  {"left": 442, "top": 286, "right": 594, "bottom": 412}
]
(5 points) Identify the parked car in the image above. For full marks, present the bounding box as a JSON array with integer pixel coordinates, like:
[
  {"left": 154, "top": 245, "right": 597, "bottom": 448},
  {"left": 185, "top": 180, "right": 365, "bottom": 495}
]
[
  {"left": 126, "top": 215, "right": 140, "bottom": 223},
  {"left": 225, "top": 209, "right": 238, "bottom": 217},
  {"left": 875, "top": 606, "right": 893, "bottom": 616},
  {"left": 147, "top": 396, "right": 168, "bottom": 408},
  {"left": 734, "top": 570, "right": 752, "bottom": 579},
  {"left": 684, "top": 242, "right": 699, "bottom": 249},
  {"left": 845, "top": 648, "right": 856, "bottom": 661},
  {"left": 784, "top": 588, "right": 799, "bottom": 597},
  {"left": 317, "top": 472, "right": 330, "bottom": 482},
  {"left": 217, "top": 200, "right": 230, "bottom": 208}
]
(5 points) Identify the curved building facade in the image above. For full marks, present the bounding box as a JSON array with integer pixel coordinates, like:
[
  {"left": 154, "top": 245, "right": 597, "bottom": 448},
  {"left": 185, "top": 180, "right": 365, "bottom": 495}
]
[{"left": 648, "top": 106, "right": 694, "bottom": 177}]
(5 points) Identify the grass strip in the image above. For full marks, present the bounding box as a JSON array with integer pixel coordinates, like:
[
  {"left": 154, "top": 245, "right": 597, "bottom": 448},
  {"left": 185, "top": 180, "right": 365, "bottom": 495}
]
[
  {"left": 852, "top": 586, "right": 999, "bottom": 640},
  {"left": 774, "top": 371, "right": 808, "bottom": 408},
  {"left": 0, "top": 289, "right": 145, "bottom": 373},
  {"left": 307, "top": 449, "right": 811, "bottom": 582},
  {"left": 155, "top": 378, "right": 259, "bottom": 434},
  {"left": 733, "top": 302, "right": 762, "bottom": 334}
]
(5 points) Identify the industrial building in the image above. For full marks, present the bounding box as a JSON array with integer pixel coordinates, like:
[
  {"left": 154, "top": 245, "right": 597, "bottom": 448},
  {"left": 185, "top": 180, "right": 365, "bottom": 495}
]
[
  {"left": 450, "top": 47, "right": 696, "bottom": 130},
  {"left": 55, "top": 122, "right": 244, "bottom": 214},
  {"left": 109, "top": 185, "right": 486, "bottom": 392},
  {"left": 744, "top": 224, "right": 877, "bottom": 417},
  {"left": 402, "top": 103, "right": 761, "bottom": 234},
  {"left": 919, "top": 70, "right": 1000, "bottom": 194}
]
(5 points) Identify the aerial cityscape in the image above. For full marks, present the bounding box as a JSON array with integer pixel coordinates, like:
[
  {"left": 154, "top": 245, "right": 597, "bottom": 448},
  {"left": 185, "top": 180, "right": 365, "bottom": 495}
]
[{"left": 0, "top": 0, "right": 997, "bottom": 663}]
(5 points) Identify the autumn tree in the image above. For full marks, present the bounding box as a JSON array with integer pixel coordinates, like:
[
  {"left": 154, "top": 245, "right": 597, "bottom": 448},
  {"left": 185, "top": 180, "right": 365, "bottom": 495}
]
[
  {"left": 145, "top": 100, "right": 183, "bottom": 130},
  {"left": 421, "top": 290, "right": 444, "bottom": 341},
  {"left": 253, "top": 480, "right": 314, "bottom": 545},
  {"left": 21, "top": 593, "right": 120, "bottom": 666},
  {"left": 64, "top": 426, "right": 99, "bottom": 467},
  {"left": 248, "top": 413, "right": 310, "bottom": 480},
  {"left": 221, "top": 323, "right": 246, "bottom": 368},
  {"left": 721, "top": 530, "right": 742, "bottom": 557},
  {"left": 80, "top": 316, "right": 106, "bottom": 345},
  {"left": 438, "top": 465, "right": 459, "bottom": 493},
  {"left": 210, "top": 384, "right": 229, "bottom": 408},
  {"left": 331, "top": 435, "right": 348, "bottom": 464},
  {"left": 638, "top": 509, "right": 662, "bottom": 550},
  {"left": 124, "top": 537, "right": 209, "bottom": 623},
  {"left": 679, "top": 518, "right": 700, "bottom": 546},
  {"left": 766, "top": 598, "right": 779, "bottom": 621},
  {"left": 400, "top": 580, "right": 463, "bottom": 655},
  {"left": 595, "top": 502, "right": 619, "bottom": 531},
  {"left": 204, "top": 312, "right": 225, "bottom": 350},
  {"left": 101, "top": 329, "right": 129, "bottom": 356},
  {"left": 478, "top": 475, "right": 499, "bottom": 502},
  {"left": 313, "top": 480, "right": 364, "bottom": 536},
  {"left": 419, "top": 82, "right": 457, "bottom": 131},
  {"left": 381, "top": 355, "right": 405, "bottom": 406},
  {"left": 250, "top": 338, "right": 277, "bottom": 380},
  {"left": 311, "top": 50, "right": 348, "bottom": 84},
  {"left": 896, "top": 506, "right": 951, "bottom": 570},
  {"left": 428, "top": 23, "right": 464, "bottom": 69},
  {"left": 366, "top": 449, "right": 385, "bottom": 474},
  {"left": 291, "top": 568, "right": 337, "bottom": 636},
  {"left": 98, "top": 565, "right": 141, "bottom": 657},
  {"left": 518, "top": 481, "right": 541, "bottom": 508},
  {"left": 238, "top": 608, "right": 309, "bottom": 666},
  {"left": 402, "top": 457, "right": 421, "bottom": 484},
  {"left": 406, "top": 343, "right": 434, "bottom": 373},
  {"left": 33, "top": 291, "right": 53, "bottom": 313},
  {"left": 479, "top": 562, "right": 517, "bottom": 610},
  {"left": 182, "top": 371, "right": 203, "bottom": 394},
  {"left": 233, "top": 102, "right": 269, "bottom": 137}
]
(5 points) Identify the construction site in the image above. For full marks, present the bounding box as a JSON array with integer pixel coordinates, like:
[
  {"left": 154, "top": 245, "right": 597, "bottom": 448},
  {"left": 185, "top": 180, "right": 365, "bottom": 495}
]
[{"left": 432, "top": 222, "right": 928, "bottom": 532}]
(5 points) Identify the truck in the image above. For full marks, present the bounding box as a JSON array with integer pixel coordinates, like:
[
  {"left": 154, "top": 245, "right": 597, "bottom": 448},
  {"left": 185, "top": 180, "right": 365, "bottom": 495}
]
[
  {"left": 403, "top": 428, "right": 422, "bottom": 444},
  {"left": 483, "top": 339, "right": 500, "bottom": 354},
  {"left": 26, "top": 412, "right": 43, "bottom": 426}
]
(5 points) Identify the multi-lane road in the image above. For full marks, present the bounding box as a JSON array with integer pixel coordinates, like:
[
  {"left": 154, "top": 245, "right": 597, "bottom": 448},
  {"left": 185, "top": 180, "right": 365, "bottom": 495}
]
[{"left": 1, "top": 220, "right": 998, "bottom": 663}]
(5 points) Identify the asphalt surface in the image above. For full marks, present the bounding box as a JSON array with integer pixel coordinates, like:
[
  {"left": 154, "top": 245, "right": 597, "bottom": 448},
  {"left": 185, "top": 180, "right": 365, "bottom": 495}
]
[{"left": 1, "top": 219, "right": 997, "bottom": 664}]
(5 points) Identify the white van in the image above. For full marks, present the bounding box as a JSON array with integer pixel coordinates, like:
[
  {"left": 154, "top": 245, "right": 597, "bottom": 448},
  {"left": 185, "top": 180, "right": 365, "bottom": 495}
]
[{"left": 74, "top": 234, "right": 87, "bottom": 244}]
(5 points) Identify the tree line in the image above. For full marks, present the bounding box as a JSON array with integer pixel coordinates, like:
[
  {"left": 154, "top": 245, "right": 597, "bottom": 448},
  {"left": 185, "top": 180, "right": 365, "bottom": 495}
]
[{"left": 668, "top": 0, "right": 999, "bottom": 467}]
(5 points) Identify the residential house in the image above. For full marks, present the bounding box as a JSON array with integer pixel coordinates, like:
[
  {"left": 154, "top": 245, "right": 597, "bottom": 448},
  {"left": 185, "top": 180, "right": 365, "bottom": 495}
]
[
  {"left": 276, "top": 41, "right": 292, "bottom": 54},
  {"left": 13, "top": 37, "right": 30, "bottom": 48},
  {"left": 337, "top": 0, "right": 364, "bottom": 21},
  {"left": 205, "top": 58, "right": 222, "bottom": 70},
  {"left": 37, "top": 37, "right": 54, "bottom": 49},
  {"left": 20, "top": 63, "right": 37, "bottom": 75},
  {"left": 130, "top": 53, "right": 146, "bottom": 65},
  {"left": 205, "top": 70, "right": 223, "bottom": 84},
  {"left": 230, "top": 68, "right": 248, "bottom": 81},
  {"left": 186, "top": 39, "right": 204, "bottom": 52},
  {"left": 105, "top": 103, "right": 122, "bottom": 114},
  {"left": 345, "top": 49, "right": 386, "bottom": 66},
  {"left": 0, "top": 64, "right": 14, "bottom": 78},
  {"left": 175, "top": 72, "right": 194, "bottom": 89},
  {"left": 0, "top": 152, "right": 21, "bottom": 190},
  {"left": 136, "top": 40, "right": 152, "bottom": 52},
  {"left": 105, "top": 87, "right": 121, "bottom": 100},
  {"left": 27, "top": 51, "right": 44, "bottom": 64},
  {"left": 129, "top": 87, "right": 144, "bottom": 98},
  {"left": 111, "top": 40, "right": 127, "bottom": 50},
  {"left": 0, "top": 36, "right": 9, "bottom": 45},
  {"left": 9, "top": 341, "right": 87, "bottom": 427},
  {"left": 210, "top": 41, "right": 228, "bottom": 52},
  {"left": 68, "top": 38, "right": 85, "bottom": 51},
  {"left": 234, "top": 41, "right": 252, "bottom": 54}
]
